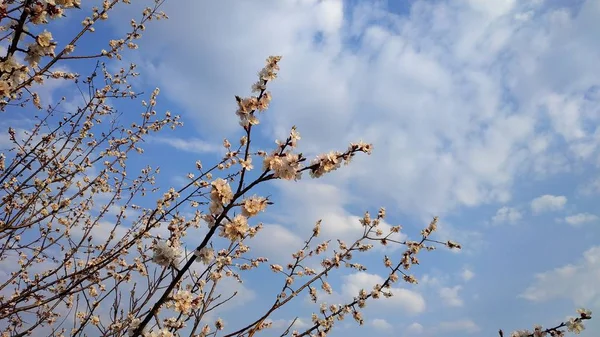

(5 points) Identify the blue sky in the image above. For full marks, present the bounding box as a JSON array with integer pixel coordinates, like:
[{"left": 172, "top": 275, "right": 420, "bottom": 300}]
[{"left": 2, "top": 0, "right": 600, "bottom": 336}]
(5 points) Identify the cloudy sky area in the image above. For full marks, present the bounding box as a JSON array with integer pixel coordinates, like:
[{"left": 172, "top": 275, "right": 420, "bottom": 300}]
[
  {"left": 3, "top": 0, "right": 600, "bottom": 336},
  {"left": 114, "top": 0, "right": 599, "bottom": 335}
]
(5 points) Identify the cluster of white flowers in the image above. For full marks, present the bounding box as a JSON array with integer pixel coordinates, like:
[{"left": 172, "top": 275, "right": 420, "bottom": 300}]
[
  {"left": 241, "top": 195, "right": 268, "bottom": 217},
  {"left": 215, "top": 318, "right": 225, "bottom": 330},
  {"left": 263, "top": 153, "right": 302, "bottom": 180},
  {"left": 509, "top": 308, "right": 592, "bottom": 337},
  {"left": 25, "top": 30, "right": 57, "bottom": 67},
  {"left": 194, "top": 247, "right": 215, "bottom": 265},
  {"left": 270, "top": 264, "right": 284, "bottom": 272},
  {"left": 220, "top": 214, "right": 249, "bottom": 241},
  {"left": 208, "top": 178, "right": 233, "bottom": 215},
  {"left": 0, "top": 0, "right": 81, "bottom": 102},
  {"left": 128, "top": 318, "right": 143, "bottom": 336},
  {"left": 168, "top": 290, "right": 195, "bottom": 313},
  {"left": 156, "top": 187, "right": 181, "bottom": 210},
  {"left": 234, "top": 56, "right": 281, "bottom": 127},
  {"left": 309, "top": 151, "right": 342, "bottom": 178},
  {"left": 163, "top": 317, "right": 185, "bottom": 330},
  {"left": 0, "top": 55, "right": 27, "bottom": 100},
  {"left": 151, "top": 240, "right": 182, "bottom": 267},
  {"left": 289, "top": 127, "right": 301, "bottom": 147},
  {"left": 144, "top": 328, "right": 174, "bottom": 337},
  {"left": 566, "top": 308, "right": 592, "bottom": 334}
]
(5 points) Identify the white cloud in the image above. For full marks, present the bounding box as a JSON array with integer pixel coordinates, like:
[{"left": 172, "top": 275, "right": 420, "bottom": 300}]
[
  {"left": 520, "top": 246, "right": 600, "bottom": 306},
  {"left": 0, "top": 125, "right": 37, "bottom": 149},
  {"left": 273, "top": 180, "right": 407, "bottom": 253},
  {"left": 420, "top": 274, "right": 444, "bottom": 288},
  {"left": 439, "top": 286, "right": 464, "bottom": 307},
  {"left": 148, "top": 136, "right": 220, "bottom": 154},
  {"left": 267, "top": 318, "right": 310, "bottom": 330},
  {"left": 370, "top": 318, "right": 392, "bottom": 331},
  {"left": 461, "top": 268, "right": 475, "bottom": 281},
  {"left": 292, "top": 318, "right": 310, "bottom": 329},
  {"left": 579, "top": 177, "right": 600, "bottom": 196},
  {"left": 466, "top": 0, "right": 516, "bottom": 19},
  {"left": 106, "top": 204, "right": 141, "bottom": 219},
  {"left": 211, "top": 276, "right": 257, "bottom": 312},
  {"left": 564, "top": 213, "right": 599, "bottom": 226},
  {"left": 492, "top": 206, "right": 523, "bottom": 224},
  {"left": 543, "top": 93, "right": 587, "bottom": 142},
  {"left": 342, "top": 272, "right": 426, "bottom": 315},
  {"left": 98, "top": 0, "right": 600, "bottom": 334},
  {"left": 314, "top": 0, "right": 343, "bottom": 34},
  {"left": 434, "top": 320, "right": 481, "bottom": 334},
  {"left": 530, "top": 194, "right": 567, "bottom": 214},
  {"left": 432, "top": 219, "right": 486, "bottom": 255},
  {"left": 69, "top": 220, "right": 131, "bottom": 247},
  {"left": 406, "top": 322, "right": 424, "bottom": 334},
  {"left": 117, "top": 0, "right": 600, "bottom": 219},
  {"left": 251, "top": 224, "right": 304, "bottom": 264}
]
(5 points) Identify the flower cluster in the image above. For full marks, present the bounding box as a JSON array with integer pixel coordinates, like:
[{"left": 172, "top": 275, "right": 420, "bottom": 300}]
[
  {"left": 209, "top": 178, "right": 233, "bottom": 215},
  {"left": 25, "top": 30, "right": 57, "bottom": 67},
  {"left": 263, "top": 152, "right": 302, "bottom": 180},
  {"left": 220, "top": 214, "right": 249, "bottom": 242},
  {"left": 144, "top": 328, "right": 174, "bottom": 337},
  {"left": 167, "top": 290, "right": 199, "bottom": 314},
  {"left": 194, "top": 247, "right": 215, "bottom": 265},
  {"left": 234, "top": 56, "right": 281, "bottom": 127},
  {"left": 0, "top": 0, "right": 166, "bottom": 109},
  {"left": 507, "top": 308, "right": 592, "bottom": 337},
  {"left": 151, "top": 240, "right": 182, "bottom": 267},
  {"left": 308, "top": 151, "right": 343, "bottom": 178},
  {"left": 241, "top": 195, "right": 268, "bottom": 217}
]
